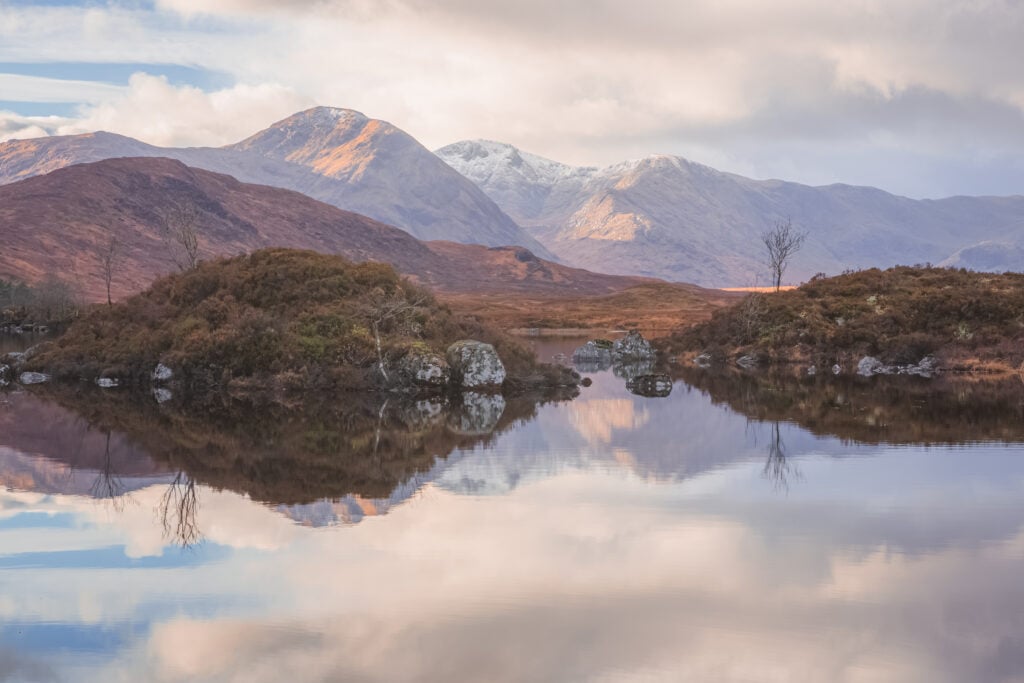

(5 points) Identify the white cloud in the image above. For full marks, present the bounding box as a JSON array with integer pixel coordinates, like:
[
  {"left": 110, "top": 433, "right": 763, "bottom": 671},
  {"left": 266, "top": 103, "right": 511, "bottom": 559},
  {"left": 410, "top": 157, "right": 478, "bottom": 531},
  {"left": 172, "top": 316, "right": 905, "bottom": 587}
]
[{"left": 2, "top": 1, "right": 1024, "bottom": 195}]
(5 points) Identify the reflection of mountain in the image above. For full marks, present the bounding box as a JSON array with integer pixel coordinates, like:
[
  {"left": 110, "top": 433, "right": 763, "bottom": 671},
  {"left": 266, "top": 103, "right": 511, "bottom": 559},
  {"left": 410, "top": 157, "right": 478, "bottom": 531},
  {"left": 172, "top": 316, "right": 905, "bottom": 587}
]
[{"left": 675, "top": 367, "right": 1024, "bottom": 444}]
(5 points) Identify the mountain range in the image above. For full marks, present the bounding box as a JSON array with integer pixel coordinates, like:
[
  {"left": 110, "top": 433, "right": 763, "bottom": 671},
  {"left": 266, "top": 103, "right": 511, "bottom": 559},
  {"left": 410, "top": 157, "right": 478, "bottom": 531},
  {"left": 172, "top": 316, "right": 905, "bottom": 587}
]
[
  {"left": 436, "top": 140, "right": 1024, "bottom": 285},
  {"left": 0, "top": 107, "right": 552, "bottom": 259},
  {"left": 2, "top": 106, "right": 1022, "bottom": 289}
]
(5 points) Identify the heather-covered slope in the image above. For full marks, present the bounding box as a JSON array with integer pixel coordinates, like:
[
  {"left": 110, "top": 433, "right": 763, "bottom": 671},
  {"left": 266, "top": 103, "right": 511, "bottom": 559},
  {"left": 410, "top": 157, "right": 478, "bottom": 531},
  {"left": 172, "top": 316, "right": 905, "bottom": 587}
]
[{"left": 0, "top": 157, "right": 648, "bottom": 302}]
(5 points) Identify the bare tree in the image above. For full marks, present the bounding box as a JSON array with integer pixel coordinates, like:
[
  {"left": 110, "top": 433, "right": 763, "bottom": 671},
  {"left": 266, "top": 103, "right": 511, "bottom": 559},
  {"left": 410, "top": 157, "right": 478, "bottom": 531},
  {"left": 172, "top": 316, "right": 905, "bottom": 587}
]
[
  {"left": 98, "top": 235, "right": 123, "bottom": 306},
  {"left": 161, "top": 202, "right": 202, "bottom": 271},
  {"left": 761, "top": 218, "right": 808, "bottom": 292},
  {"left": 357, "top": 286, "right": 427, "bottom": 382}
]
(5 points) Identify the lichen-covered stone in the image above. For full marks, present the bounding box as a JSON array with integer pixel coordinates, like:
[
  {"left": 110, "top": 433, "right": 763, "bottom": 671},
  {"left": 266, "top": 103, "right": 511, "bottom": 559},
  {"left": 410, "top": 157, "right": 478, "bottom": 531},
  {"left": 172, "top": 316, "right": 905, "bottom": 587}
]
[
  {"left": 446, "top": 340, "right": 506, "bottom": 388},
  {"left": 398, "top": 351, "right": 450, "bottom": 388},
  {"left": 612, "top": 330, "right": 656, "bottom": 362}
]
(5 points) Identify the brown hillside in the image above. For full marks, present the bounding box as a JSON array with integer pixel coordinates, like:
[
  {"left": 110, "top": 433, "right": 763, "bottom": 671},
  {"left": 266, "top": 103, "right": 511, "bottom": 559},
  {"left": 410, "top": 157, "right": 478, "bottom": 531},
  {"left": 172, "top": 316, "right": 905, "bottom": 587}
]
[{"left": 0, "top": 157, "right": 654, "bottom": 303}]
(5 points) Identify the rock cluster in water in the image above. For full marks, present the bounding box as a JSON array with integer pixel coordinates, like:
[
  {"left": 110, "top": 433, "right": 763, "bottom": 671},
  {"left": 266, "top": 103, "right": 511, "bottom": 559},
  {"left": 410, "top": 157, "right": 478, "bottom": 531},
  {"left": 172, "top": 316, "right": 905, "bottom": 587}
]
[{"left": 856, "top": 355, "right": 939, "bottom": 378}]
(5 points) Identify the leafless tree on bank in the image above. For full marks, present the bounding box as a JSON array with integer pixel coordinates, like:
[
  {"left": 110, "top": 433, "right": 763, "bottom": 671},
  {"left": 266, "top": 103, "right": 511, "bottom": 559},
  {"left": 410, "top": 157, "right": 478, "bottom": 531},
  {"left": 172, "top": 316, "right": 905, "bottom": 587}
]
[
  {"left": 761, "top": 218, "right": 808, "bottom": 292},
  {"left": 98, "top": 235, "right": 123, "bottom": 306},
  {"left": 161, "top": 202, "right": 202, "bottom": 271},
  {"left": 358, "top": 286, "right": 427, "bottom": 382}
]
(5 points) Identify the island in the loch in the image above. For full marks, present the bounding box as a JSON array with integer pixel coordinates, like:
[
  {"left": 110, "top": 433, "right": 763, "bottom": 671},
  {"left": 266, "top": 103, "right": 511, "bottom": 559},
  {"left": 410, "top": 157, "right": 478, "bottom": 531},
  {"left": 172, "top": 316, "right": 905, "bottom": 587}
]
[
  {"left": 3, "top": 248, "right": 579, "bottom": 401},
  {"left": 664, "top": 266, "right": 1024, "bottom": 379}
]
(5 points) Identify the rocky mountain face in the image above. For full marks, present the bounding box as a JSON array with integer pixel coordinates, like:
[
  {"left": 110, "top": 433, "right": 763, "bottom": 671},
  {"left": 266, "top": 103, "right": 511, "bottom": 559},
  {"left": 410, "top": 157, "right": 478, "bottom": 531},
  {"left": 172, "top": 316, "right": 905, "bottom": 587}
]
[
  {"left": 0, "top": 108, "right": 551, "bottom": 257},
  {"left": 0, "top": 157, "right": 648, "bottom": 302},
  {"left": 436, "top": 140, "right": 1024, "bottom": 286}
]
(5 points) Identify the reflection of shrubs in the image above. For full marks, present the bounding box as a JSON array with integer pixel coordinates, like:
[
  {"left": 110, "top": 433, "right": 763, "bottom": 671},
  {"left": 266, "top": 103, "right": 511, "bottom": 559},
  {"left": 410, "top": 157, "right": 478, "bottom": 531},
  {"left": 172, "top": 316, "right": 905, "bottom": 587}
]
[{"left": 670, "top": 266, "right": 1024, "bottom": 369}]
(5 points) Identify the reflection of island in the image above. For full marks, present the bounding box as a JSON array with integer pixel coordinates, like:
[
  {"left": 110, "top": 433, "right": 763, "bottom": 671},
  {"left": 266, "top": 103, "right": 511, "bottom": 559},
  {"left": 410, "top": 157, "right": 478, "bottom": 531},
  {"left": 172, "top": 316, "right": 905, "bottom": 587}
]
[
  {"left": 675, "top": 366, "right": 1024, "bottom": 444},
  {"left": 24, "top": 386, "right": 567, "bottom": 506}
]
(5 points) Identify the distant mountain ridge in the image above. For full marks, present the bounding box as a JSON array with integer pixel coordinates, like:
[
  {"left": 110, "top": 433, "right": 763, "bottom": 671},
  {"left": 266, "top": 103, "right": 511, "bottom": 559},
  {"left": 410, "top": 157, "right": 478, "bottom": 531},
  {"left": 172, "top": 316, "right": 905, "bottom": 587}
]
[
  {"left": 0, "top": 108, "right": 552, "bottom": 258},
  {"left": 436, "top": 140, "right": 1024, "bottom": 285}
]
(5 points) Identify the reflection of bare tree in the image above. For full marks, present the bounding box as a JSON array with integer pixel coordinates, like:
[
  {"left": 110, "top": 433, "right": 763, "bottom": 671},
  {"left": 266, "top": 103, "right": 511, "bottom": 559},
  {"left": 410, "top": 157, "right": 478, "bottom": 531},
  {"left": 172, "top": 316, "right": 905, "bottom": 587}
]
[
  {"left": 158, "top": 472, "right": 202, "bottom": 548},
  {"left": 90, "top": 431, "right": 132, "bottom": 512},
  {"left": 762, "top": 421, "right": 800, "bottom": 492}
]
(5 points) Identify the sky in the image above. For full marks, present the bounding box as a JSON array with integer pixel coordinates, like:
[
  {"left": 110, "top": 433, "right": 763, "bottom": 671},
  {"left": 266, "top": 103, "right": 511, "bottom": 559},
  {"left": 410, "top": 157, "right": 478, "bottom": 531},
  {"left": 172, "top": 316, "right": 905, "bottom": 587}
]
[{"left": 1, "top": 0, "right": 1024, "bottom": 198}]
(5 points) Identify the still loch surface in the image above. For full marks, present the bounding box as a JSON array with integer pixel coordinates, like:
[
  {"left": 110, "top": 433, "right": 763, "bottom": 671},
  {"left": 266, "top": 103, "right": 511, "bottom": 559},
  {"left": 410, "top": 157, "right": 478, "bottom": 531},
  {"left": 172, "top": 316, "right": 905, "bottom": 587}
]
[{"left": 2, "top": 339, "right": 1024, "bottom": 682}]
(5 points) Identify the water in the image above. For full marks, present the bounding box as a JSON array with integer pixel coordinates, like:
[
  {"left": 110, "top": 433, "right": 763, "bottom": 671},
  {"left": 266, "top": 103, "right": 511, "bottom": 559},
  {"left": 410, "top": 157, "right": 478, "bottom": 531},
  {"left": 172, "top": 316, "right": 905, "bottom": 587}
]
[{"left": 2, "top": 346, "right": 1024, "bottom": 682}]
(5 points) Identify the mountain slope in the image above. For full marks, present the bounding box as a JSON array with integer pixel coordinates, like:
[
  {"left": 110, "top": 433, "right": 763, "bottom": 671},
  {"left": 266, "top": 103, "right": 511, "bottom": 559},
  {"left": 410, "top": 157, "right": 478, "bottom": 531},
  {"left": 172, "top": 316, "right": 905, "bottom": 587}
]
[
  {"left": 0, "top": 108, "right": 551, "bottom": 257},
  {"left": 436, "top": 140, "right": 1024, "bottom": 286},
  {"left": 0, "top": 157, "right": 649, "bottom": 302}
]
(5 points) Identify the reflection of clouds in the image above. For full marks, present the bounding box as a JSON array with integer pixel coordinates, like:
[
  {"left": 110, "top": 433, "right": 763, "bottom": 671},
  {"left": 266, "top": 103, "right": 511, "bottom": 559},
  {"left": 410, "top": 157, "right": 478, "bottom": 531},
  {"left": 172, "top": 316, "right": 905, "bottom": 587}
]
[{"left": 64, "top": 464, "right": 1024, "bottom": 683}]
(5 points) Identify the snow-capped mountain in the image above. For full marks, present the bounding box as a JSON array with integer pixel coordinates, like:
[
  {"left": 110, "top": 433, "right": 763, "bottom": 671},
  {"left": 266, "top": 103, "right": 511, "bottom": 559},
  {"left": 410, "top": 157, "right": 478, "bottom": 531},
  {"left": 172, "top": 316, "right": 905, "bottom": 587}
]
[
  {"left": 0, "top": 108, "right": 551, "bottom": 257},
  {"left": 437, "top": 140, "right": 1024, "bottom": 286}
]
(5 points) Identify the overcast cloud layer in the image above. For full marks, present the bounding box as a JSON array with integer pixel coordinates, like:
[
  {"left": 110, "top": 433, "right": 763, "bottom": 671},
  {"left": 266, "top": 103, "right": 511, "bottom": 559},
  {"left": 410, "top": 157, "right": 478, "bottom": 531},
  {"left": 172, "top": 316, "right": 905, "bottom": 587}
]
[{"left": 1, "top": 0, "right": 1024, "bottom": 197}]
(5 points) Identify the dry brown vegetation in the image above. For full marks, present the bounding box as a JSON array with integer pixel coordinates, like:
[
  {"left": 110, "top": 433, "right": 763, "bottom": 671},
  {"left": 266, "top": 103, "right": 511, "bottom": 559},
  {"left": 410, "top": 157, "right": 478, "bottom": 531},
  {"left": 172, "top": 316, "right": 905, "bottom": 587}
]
[
  {"left": 26, "top": 248, "right": 548, "bottom": 394},
  {"left": 445, "top": 282, "right": 742, "bottom": 332},
  {"left": 668, "top": 266, "right": 1024, "bottom": 373}
]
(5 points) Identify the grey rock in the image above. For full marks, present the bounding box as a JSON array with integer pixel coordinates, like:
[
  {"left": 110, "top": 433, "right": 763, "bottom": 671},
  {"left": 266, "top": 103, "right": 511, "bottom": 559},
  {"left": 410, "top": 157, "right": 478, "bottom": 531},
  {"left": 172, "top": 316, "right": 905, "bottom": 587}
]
[
  {"left": 398, "top": 351, "right": 450, "bottom": 388},
  {"left": 152, "top": 363, "right": 174, "bottom": 383},
  {"left": 806, "top": 365, "right": 817, "bottom": 376},
  {"left": 612, "top": 331, "right": 656, "bottom": 362},
  {"left": 446, "top": 340, "right": 506, "bottom": 388},
  {"left": 95, "top": 378, "right": 120, "bottom": 389},
  {"left": 832, "top": 364, "right": 842, "bottom": 375},
  {"left": 627, "top": 373, "right": 673, "bottom": 398},
  {"left": 573, "top": 341, "right": 612, "bottom": 364},
  {"left": 857, "top": 356, "right": 890, "bottom": 377},
  {"left": 18, "top": 371, "right": 50, "bottom": 385}
]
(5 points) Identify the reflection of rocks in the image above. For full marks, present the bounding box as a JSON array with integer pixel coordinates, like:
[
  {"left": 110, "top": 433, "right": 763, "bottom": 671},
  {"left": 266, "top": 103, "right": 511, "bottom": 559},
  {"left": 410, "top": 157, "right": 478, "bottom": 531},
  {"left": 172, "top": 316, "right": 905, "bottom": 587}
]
[
  {"left": 398, "top": 398, "right": 447, "bottom": 430},
  {"left": 857, "top": 355, "right": 939, "bottom": 378},
  {"left": 446, "top": 340, "right": 506, "bottom": 388},
  {"left": 612, "top": 331, "right": 656, "bottom": 362},
  {"left": 736, "top": 355, "right": 759, "bottom": 370},
  {"left": 612, "top": 361, "right": 656, "bottom": 381},
  {"left": 627, "top": 374, "right": 673, "bottom": 398},
  {"left": 96, "top": 377, "right": 120, "bottom": 389},
  {"left": 574, "top": 357, "right": 613, "bottom": 373},
  {"left": 19, "top": 371, "right": 50, "bottom": 385},
  {"left": 694, "top": 353, "right": 713, "bottom": 368},
  {"left": 447, "top": 392, "right": 506, "bottom": 435},
  {"left": 152, "top": 387, "right": 173, "bottom": 404},
  {"left": 0, "top": 364, "right": 9, "bottom": 388}
]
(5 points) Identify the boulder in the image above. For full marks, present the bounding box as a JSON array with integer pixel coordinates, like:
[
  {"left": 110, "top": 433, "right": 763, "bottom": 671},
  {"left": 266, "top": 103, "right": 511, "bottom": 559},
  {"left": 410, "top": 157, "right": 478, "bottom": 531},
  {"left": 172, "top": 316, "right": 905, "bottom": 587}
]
[
  {"left": 857, "top": 356, "right": 890, "bottom": 377},
  {"left": 612, "top": 330, "right": 655, "bottom": 362},
  {"left": 901, "top": 356, "right": 939, "bottom": 378},
  {"left": 398, "top": 351, "right": 450, "bottom": 388},
  {"left": 446, "top": 340, "right": 506, "bottom": 388},
  {"left": 95, "top": 378, "right": 120, "bottom": 389},
  {"left": 447, "top": 391, "right": 506, "bottom": 435},
  {"left": 627, "top": 373, "right": 673, "bottom": 398},
  {"left": 18, "top": 372, "right": 50, "bottom": 385},
  {"left": 152, "top": 363, "right": 174, "bottom": 383},
  {"left": 573, "top": 341, "right": 612, "bottom": 366}
]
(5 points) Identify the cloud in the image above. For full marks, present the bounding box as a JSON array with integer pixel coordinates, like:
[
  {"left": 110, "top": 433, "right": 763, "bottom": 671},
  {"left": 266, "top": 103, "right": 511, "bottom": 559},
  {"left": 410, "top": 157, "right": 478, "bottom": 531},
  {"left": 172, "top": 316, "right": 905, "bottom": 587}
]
[{"left": 3, "top": 1, "right": 1024, "bottom": 195}]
